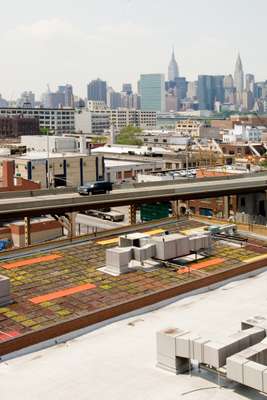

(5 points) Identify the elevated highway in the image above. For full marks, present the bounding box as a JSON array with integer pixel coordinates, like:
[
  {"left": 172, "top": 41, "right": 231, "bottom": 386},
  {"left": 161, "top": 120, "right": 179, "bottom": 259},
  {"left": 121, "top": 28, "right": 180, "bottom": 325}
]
[{"left": 0, "top": 174, "right": 267, "bottom": 219}]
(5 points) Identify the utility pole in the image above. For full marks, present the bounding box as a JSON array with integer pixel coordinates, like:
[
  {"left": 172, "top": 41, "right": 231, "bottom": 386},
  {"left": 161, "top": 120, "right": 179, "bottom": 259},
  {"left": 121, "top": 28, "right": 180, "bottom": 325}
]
[
  {"left": 47, "top": 129, "right": 50, "bottom": 188},
  {"left": 186, "top": 140, "right": 191, "bottom": 174}
]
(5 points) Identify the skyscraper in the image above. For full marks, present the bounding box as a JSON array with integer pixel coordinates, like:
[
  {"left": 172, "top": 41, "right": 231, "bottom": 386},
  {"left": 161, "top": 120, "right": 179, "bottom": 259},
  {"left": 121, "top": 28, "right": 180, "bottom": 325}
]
[
  {"left": 213, "top": 75, "right": 225, "bottom": 103},
  {"left": 234, "top": 53, "right": 244, "bottom": 106},
  {"left": 122, "top": 83, "right": 133, "bottom": 95},
  {"left": 42, "top": 91, "right": 65, "bottom": 108},
  {"left": 175, "top": 77, "right": 188, "bottom": 110},
  {"left": 224, "top": 75, "right": 235, "bottom": 104},
  {"left": 87, "top": 79, "right": 107, "bottom": 104},
  {"left": 58, "top": 85, "right": 74, "bottom": 107},
  {"left": 187, "top": 81, "right": 198, "bottom": 100},
  {"left": 140, "top": 74, "right": 165, "bottom": 112},
  {"left": 110, "top": 92, "right": 122, "bottom": 109},
  {"left": 175, "top": 78, "right": 188, "bottom": 100},
  {"left": 246, "top": 74, "right": 255, "bottom": 93},
  {"left": 17, "top": 91, "right": 35, "bottom": 108},
  {"left": 168, "top": 48, "right": 179, "bottom": 82},
  {"left": 198, "top": 75, "right": 214, "bottom": 110},
  {"left": 198, "top": 75, "right": 226, "bottom": 111}
]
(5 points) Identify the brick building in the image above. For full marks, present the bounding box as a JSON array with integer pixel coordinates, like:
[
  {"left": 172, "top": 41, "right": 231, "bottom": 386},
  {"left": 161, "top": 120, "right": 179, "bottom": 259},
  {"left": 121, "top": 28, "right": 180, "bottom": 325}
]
[
  {"left": 0, "top": 116, "right": 39, "bottom": 138},
  {"left": 0, "top": 160, "right": 40, "bottom": 192}
]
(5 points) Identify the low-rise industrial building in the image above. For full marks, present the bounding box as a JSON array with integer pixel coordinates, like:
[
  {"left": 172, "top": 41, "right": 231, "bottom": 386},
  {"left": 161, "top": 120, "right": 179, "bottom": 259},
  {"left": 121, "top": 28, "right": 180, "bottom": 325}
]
[
  {"left": 75, "top": 109, "right": 110, "bottom": 134},
  {"left": 92, "top": 145, "right": 219, "bottom": 172},
  {"left": 0, "top": 218, "right": 63, "bottom": 247},
  {"left": 75, "top": 107, "right": 157, "bottom": 134},
  {"left": 0, "top": 116, "right": 39, "bottom": 137},
  {"left": 0, "top": 107, "right": 75, "bottom": 134},
  {"left": 138, "top": 130, "right": 191, "bottom": 148},
  {"left": 0, "top": 159, "right": 40, "bottom": 192},
  {"left": 175, "top": 119, "right": 221, "bottom": 139},
  {"left": 0, "top": 152, "right": 104, "bottom": 188},
  {"left": 222, "top": 125, "right": 263, "bottom": 143},
  {"left": 104, "top": 159, "right": 164, "bottom": 182}
]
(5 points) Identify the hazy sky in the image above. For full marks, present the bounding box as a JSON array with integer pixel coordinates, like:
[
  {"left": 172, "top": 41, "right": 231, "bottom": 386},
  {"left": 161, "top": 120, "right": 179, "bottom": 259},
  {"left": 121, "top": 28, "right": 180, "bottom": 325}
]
[{"left": 0, "top": 0, "right": 266, "bottom": 99}]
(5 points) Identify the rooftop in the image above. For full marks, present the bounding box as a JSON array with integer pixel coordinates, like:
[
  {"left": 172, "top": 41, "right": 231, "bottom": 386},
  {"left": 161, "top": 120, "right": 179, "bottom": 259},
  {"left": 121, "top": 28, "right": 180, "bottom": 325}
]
[
  {"left": 91, "top": 145, "right": 172, "bottom": 155},
  {"left": 0, "top": 218, "right": 267, "bottom": 358},
  {"left": 2, "top": 244, "right": 267, "bottom": 400},
  {"left": 15, "top": 151, "right": 90, "bottom": 160},
  {"left": 104, "top": 159, "right": 144, "bottom": 167}
]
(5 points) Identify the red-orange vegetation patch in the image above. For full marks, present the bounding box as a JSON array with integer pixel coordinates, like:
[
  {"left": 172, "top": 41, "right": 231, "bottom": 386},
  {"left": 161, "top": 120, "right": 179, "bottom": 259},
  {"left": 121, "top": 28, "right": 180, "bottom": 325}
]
[
  {"left": 177, "top": 257, "right": 225, "bottom": 274},
  {"left": 1, "top": 254, "right": 63, "bottom": 270},
  {"left": 0, "top": 330, "right": 20, "bottom": 342},
  {"left": 30, "top": 283, "right": 96, "bottom": 304}
]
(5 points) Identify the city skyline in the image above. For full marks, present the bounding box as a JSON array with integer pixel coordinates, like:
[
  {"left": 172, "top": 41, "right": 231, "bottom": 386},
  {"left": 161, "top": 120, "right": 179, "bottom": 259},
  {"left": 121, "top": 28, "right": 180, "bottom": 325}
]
[
  {"left": 0, "top": 50, "right": 264, "bottom": 103},
  {"left": 0, "top": 0, "right": 266, "bottom": 98}
]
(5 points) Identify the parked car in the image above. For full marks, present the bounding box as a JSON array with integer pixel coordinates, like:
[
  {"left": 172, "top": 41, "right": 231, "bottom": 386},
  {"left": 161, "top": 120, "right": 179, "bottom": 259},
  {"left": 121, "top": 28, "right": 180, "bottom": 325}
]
[
  {"left": 78, "top": 181, "right": 113, "bottom": 195},
  {"left": 86, "top": 209, "right": 124, "bottom": 222}
]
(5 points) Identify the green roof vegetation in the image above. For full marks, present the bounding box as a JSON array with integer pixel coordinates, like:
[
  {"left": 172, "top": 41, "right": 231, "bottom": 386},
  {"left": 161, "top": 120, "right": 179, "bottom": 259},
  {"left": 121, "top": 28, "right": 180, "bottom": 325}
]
[{"left": 116, "top": 125, "right": 143, "bottom": 146}]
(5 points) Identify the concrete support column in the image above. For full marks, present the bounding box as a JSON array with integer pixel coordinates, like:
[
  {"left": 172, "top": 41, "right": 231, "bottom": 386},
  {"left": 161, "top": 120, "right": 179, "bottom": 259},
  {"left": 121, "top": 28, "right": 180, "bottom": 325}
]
[
  {"left": 129, "top": 204, "right": 137, "bottom": 225},
  {"left": 171, "top": 201, "right": 179, "bottom": 218},
  {"left": 223, "top": 196, "right": 229, "bottom": 220},
  {"left": 24, "top": 216, "right": 31, "bottom": 246},
  {"left": 66, "top": 212, "right": 77, "bottom": 238}
]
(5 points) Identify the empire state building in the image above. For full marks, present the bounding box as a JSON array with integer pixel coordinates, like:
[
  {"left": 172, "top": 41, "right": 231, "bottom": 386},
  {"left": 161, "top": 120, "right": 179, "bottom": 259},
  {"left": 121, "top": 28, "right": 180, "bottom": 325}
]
[
  {"left": 168, "top": 48, "right": 179, "bottom": 81},
  {"left": 234, "top": 53, "right": 244, "bottom": 106}
]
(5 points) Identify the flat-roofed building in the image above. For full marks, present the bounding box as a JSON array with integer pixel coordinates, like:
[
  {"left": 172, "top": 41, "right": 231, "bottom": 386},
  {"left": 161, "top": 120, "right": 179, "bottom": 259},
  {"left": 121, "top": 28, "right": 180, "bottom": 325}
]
[
  {"left": 0, "top": 152, "right": 104, "bottom": 188},
  {"left": 176, "top": 119, "right": 220, "bottom": 139},
  {"left": 104, "top": 158, "right": 164, "bottom": 183},
  {"left": 0, "top": 116, "right": 39, "bottom": 137},
  {"left": 75, "top": 108, "right": 156, "bottom": 134},
  {"left": 0, "top": 108, "right": 75, "bottom": 135},
  {"left": 140, "top": 74, "right": 165, "bottom": 112}
]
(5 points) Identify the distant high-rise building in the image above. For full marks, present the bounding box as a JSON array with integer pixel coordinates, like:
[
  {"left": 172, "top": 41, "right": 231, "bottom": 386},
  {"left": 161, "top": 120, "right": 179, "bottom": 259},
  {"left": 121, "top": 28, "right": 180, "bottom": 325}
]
[
  {"left": 175, "top": 77, "right": 187, "bottom": 98},
  {"left": 224, "top": 75, "right": 235, "bottom": 104},
  {"left": 109, "top": 92, "right": 122, "bottom": 109},
  {"left": 140, "top": 74, "right": 165, "bottom": 112},
  {"left": 213, "top": 75, "right": 225, "bottom": 103},
  {"left": 87, "top": 79, "right": 107, "bottom": 104},
  {"left": 0, "top": 94, "right": 8, "bottom": 107},
  {"left": 246, "top": 74, "right": 255, "bottom": 94},
  {"left": 224, "top": 74, "right": 234, "bottom": 89},
  {"left": 58, "top": 85, "right": 74, "bottom": 108},
  {"left": 187, "top": 81, "right": 198, "bottom": 100},
  {"left": 137, "top": 80, "right": 141, "bottom": 95},
  {"left": 234, "top": 53, "right": 244, "bottom": 105},
  {"left": 165, "top": 93, "right": 178, "bottom": 112},
  {"left": 242, "top": 90, "right": 254, "bottom": 111},
  {"left": 17, "top": 91, "right": 35, "bottom": 108},
  {"left": 42, "top": 92, "right": 65, "bottom": 108},
  {"left": 197, "top": 75, "right": 225, "bottom": 110},
  {"left": 168, "top": 48, "right": 179, "bottom": 81},
  {"left": 41, "top": 85, "right": 74, "bottom": 108},
  {"left": 165, "top": 80, "right": 176, "bottom": 92},
  {"left": 198, "top": 75, "right": 214, "bottom": 110},
  {"left": 122, "top": 83, "right": 132, "bottom": 95},
  {"left": 255, "top": 81, "right": 267, "bottom": 99},
  {"left": 131, "top": 94, "right": 141, "bottom": 110},
  {"left": 197, "top": 75, "right": 215, "bottom": 111}
]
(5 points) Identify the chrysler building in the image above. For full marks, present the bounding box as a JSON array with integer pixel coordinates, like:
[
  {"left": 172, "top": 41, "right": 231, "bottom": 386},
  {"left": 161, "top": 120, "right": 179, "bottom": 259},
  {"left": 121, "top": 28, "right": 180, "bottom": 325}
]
[{"left": 168, "top": 48, "right": 179, "bottom": 81}]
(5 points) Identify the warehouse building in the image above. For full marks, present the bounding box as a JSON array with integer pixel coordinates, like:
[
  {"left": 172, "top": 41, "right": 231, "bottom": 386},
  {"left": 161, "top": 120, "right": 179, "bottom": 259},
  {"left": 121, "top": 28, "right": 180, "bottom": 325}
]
[{"left": 0, "top": 152, "right": 104, "bottom": 188}]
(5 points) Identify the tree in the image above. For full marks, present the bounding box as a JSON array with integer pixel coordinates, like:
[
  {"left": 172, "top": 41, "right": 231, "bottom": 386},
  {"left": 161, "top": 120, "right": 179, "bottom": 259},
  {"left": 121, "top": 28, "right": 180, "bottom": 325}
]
[
  {"left": 115, "top": 125, "right": 143, "bottom": 146},
  {"left": 91, "top": 136, "right": 108, "bottom": 144},
  {"left": 39, "top": 127, "right": 49, "bottom": 135},
  {"left": 260, "top": 158, "right": 267, "bottom": 168}
]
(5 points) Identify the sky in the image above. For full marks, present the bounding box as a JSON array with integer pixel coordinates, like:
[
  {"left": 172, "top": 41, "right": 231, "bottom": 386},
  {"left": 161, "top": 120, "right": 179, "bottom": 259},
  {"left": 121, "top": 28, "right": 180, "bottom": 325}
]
[{"left": 0, "top": 0, "right": 266, "bottom": 100}]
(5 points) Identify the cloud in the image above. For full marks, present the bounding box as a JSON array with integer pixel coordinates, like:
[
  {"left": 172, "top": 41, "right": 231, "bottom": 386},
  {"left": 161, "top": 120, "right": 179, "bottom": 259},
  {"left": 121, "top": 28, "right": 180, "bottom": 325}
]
[
  {"left": 0, "top": 17, "right": 161, "bottom": 97},
  {"left": 6, "top": 18, "right": 82, "bottom": 41},
  {"left": 97, "top": 22, "right": 151, "bottom": 38}
]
